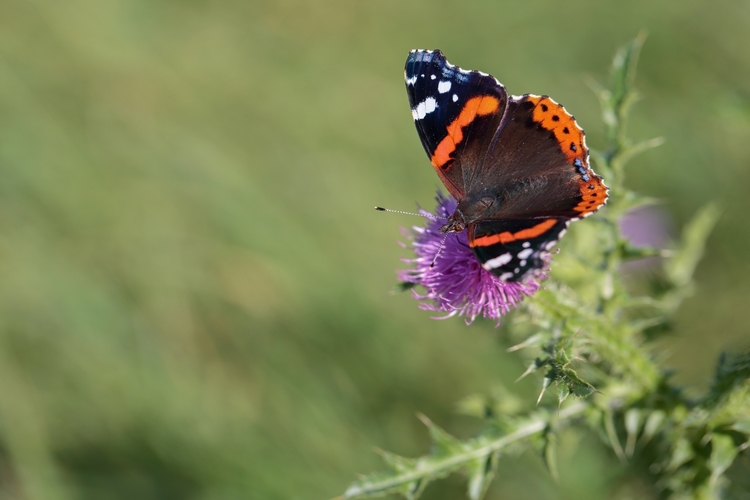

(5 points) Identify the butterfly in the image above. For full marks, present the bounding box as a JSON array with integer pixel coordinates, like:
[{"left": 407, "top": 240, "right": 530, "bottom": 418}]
[{"left": 405, "top": 49, "right": 608, "bottom": 281}]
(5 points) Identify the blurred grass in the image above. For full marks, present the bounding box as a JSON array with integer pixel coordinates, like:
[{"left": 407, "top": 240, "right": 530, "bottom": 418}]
[{"left": 0, "top": 0, "right": 748, "bottom": 499}]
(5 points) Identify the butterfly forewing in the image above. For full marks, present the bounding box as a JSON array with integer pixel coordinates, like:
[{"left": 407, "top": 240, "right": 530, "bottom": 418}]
[{"left": 405, "top": 50, "right": 508, "bottom": 199}]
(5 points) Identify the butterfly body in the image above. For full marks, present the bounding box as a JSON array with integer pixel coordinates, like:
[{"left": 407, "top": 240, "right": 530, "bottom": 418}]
[{"left": 405, "top": 49, "right": 608, "bottom": 282}]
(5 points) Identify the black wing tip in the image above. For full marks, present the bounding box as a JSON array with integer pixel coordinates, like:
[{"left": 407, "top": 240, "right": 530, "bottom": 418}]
[{"left": 406, "top": 49, "right": 445, "bottom": 65}]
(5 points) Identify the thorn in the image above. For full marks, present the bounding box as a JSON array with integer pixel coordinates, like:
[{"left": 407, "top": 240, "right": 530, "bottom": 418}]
[
  {"left": 537, "top": 388, "right": 546, "bottom": 406},
  {"left": 537, "top": 379, "right": 550, "bottom": 405},
  {"left": 515, "top": 362, "right": 538, "bottom": 382},
  {"left": 416, "top": 412, "right": 433, "bottom": 427},
  {"left": 507, "top": 333, "right": 542, "bottom": 352}
]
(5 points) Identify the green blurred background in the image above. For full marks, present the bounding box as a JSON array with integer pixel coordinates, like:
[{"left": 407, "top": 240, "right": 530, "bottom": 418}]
[{"left": 0, "top": 1, "right": 748, "bottom": 499}]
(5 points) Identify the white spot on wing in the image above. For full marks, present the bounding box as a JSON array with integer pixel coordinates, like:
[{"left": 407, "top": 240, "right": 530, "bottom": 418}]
[
  {"left": 499, "top": 272, "right": 514, "bottom": 281},
  {"left": 483, "top": 253, "right": 512, "bottom": 270},
  {"left": 406, "top": 75, "right": 417, "bottom": 86},
  {"left": 437, "top": 81, "right": 451, "bottom": 93},
  {"left": 430, "top": 74, "right": 436, "bottom": 80},
  {"left": 452, "top": 94, "right": 458, "bottom": 102},
  {"left": 413, "top": 97, "right": 438, "bottom": 120},
  {"left": 518, "top": 248, "right": 533, "bottom": 260}
]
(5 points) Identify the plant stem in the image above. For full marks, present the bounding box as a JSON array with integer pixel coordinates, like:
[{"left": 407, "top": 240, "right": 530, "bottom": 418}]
[{"left": 344, "top": 403, "right": 586, "bottom": 498}]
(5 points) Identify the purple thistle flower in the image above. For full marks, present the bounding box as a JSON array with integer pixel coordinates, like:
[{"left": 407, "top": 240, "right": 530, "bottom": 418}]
[
  {"left": 619, "top": 205, "right": 672, "bottom": 273},
  {"left": 398, "top": 192, "right": 544, "bottom": 325}
]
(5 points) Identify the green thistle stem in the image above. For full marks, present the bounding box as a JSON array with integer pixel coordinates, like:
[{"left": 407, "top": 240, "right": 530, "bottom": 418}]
[{"left": 344, "top": 403, "right": 586, "bottom": 499}]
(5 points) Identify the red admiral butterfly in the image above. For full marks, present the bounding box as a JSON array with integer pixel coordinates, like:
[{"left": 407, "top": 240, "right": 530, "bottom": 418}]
[{"left": 405, "top": 49, "right": 608, "bottom": 282}]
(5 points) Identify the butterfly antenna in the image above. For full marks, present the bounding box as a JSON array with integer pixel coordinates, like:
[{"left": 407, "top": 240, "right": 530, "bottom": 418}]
[
  {"left": 374, "top": 206, "right": 446, "bottom": 221},
  {"left": 430, "top": 233, "right": 450, "bottom": 269}
]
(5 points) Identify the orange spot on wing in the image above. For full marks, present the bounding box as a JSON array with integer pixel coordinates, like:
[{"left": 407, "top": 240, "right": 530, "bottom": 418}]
[
  {"left": 470, "top": 218, "right": 558, "bottom": 247},
  {"left": 574, "top": 176, "right": 608, "bottom": 215},
  {"left": 430, "top": 96, "right": 500, "bottom": 169}
]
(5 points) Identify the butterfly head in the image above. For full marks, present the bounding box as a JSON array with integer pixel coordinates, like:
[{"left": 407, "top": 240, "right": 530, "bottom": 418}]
[{"left": 439, "top": 209, "right": 466, "bottom": 234}]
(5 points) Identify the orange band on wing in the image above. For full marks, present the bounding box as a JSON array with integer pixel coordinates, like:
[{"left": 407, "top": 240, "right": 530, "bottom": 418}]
[
  {"left": 430, "top": 96, "right": 500, "bottom": 169},
  {"left": 470, "top": 218, "right": 558, "bottom": 247}
]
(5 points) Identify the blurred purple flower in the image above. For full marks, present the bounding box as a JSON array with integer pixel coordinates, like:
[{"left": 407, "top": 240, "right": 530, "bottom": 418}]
[
  {"left": 398, "top": 192, "right": 543, "bottom": 325},
  {"left": 619, "top": 205, "right": 671, "bottom": 249},
  {"left": 619, "top": 205, "right": 672, "bottom": 272}
]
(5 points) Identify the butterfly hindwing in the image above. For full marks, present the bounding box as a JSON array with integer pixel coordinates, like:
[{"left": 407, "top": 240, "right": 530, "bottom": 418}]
[
  {"left": 468, "top": 218, "right": 570, "bottom": 281},
  {"left": 471, "top": 94, "right": 608, "bottom": 220},
  {"left": 405, "top": 50, "right": 508, "bottom": 199}
]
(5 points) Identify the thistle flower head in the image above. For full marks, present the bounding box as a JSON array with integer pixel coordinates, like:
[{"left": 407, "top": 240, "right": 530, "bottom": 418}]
[{"left": 398, "top": 192, "right": 543, "bottom": 325}]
